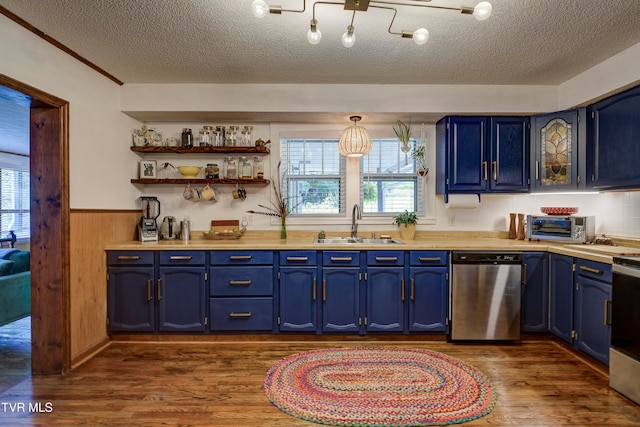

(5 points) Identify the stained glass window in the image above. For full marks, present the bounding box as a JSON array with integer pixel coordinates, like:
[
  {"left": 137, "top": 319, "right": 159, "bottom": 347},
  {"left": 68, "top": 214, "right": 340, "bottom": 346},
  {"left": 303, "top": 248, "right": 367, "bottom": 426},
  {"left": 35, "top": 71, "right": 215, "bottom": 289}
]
[{"left": 541, "top": 118, "right": 572, "bottom": 186}]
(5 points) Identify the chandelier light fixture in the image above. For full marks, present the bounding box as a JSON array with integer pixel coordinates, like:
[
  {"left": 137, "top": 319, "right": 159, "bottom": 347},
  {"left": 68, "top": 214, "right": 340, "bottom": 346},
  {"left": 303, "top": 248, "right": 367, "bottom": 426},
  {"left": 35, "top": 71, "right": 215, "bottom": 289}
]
[
  {"left": 251, "top": 0, "right": 492, "bottom": 47},
  {"left": 338, "top": 116, "right": 373, "bottom": 157}
]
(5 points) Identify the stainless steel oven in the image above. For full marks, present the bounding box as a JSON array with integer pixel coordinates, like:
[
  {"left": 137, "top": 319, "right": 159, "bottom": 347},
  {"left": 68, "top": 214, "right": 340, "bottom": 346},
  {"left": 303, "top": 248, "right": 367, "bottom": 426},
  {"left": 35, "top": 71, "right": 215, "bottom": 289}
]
[{"left": 610, "top": 256, "right": 640, "bottom": 405}]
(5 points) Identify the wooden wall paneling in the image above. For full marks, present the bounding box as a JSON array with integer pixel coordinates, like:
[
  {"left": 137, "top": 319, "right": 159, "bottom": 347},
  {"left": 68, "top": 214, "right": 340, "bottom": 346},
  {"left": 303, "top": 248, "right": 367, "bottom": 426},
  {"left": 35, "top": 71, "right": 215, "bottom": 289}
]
[{"left": 69, "top": 210, "right": 139, "bottom": 364}]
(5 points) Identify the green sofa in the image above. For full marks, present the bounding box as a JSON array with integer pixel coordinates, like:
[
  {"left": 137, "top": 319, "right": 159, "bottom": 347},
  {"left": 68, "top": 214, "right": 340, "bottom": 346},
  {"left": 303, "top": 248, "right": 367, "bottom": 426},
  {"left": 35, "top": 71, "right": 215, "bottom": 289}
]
[{"left": 0, "top": 249, "right": 30, "bottom": 327}]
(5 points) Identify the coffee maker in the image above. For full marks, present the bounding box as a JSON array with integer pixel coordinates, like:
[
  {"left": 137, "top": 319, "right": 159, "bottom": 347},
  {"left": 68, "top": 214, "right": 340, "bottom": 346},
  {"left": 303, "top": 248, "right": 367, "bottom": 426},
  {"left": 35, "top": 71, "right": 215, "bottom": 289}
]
[{"left": 138, "top": 196, "right": 160, "bottom": 242}]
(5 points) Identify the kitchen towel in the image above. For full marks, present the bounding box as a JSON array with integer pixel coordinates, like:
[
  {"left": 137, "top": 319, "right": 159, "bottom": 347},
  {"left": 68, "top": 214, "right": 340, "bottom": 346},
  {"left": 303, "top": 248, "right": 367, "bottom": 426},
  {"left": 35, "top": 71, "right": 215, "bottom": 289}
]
[{"left": 445, "top": 194, "right": 480, "bottom": 209}]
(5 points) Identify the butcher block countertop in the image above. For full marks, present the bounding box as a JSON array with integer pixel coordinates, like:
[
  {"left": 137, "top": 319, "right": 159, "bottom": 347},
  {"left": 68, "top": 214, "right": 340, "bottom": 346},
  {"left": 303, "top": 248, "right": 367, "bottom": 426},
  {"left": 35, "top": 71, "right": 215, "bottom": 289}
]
[{"left": 105, "top": 231, "right": 640, "bottom": 264}]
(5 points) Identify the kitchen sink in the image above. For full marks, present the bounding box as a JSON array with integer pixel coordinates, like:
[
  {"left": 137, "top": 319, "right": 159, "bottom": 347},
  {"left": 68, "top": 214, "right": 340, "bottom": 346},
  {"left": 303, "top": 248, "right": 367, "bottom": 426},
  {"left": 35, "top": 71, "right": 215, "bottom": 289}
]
[{"left": 313, "top": 237, "right": 404, "bottom": 245}]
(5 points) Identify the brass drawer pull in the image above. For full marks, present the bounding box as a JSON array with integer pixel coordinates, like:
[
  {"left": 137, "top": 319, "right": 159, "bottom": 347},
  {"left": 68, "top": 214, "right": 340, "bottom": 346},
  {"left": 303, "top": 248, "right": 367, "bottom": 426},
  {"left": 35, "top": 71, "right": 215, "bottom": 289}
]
[
  {"left": 579, "top": 265, "right": 603, "bottom": 275},
  {"left": 410, "top": 278, "right": 415, "bottom": 301},
  {"left": 323, "top": 279, "right": 326, "bottom": 301},
  {"left": 117, "top": 255, "right": 140, "bottom": 260},
  {"left": 330, "top": 257, "right": 353, "bottom": 262},
  {"left": 313, "top": 278, "right": 317, "bottom": 301},
  {"left": 147, "top": 279, "right": 152, "bottom": 301},
  {"left": 287, "top": 256, "right": 308, "bottom": 261},
  {"left": 230, "top": 255, "right": 252, "bottom": 260},
  {"left": 157, "top": 278, "right": 162, "bottom": 300},
  {"left": 492, "top": 160, "right": 498, "bottom": 181},
  {"left": 229, "top": 312, "right": 252, "bottom": 318},
  {"left": 535, "top": 160, "right": 540, "bottom": 180},
  {"left": 170, "top": 256, "right": 193, "bottom": 260},
  {"left": 401, "top": 279, "right": 405, "bottom": 301},
  {"left": 419, "top": 257, "right": 441, "bottom": 262},
  {"left": 229, "top": 280, "right": 252, "bottom": 286},
  {"left": 604, "top": 299, "right": 612, "bottom": 326},
  {"left": 483, "top": 161, "right": 488, "bottom": 181},
  {"left": 376, "top": 257, "right": 398, "bottom": 262}
]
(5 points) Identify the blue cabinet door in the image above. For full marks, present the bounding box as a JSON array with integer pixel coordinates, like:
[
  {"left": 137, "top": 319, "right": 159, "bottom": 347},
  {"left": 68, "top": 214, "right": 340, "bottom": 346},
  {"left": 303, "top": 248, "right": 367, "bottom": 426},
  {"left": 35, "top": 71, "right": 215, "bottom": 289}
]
[
  {"left": 490, "top": 117, "right": 529, "bottom": 192},
  {"left": 322, "top": 268, "right": 360, "bottom": 333},
  {"left": 521, "top": 252, "right": 549, "bottom": 332},
  {"left": 549, "top": 253, "right": 574, "bottom": 343},
  {"left": 366, "top": 267, "right": 405, "bottom": 332},
  {"left": 447, "top": 117, "right": 488, "bottom": 192},
  {"left": 587, "top": 85, "right": 640, "bottom": 189},
  {"left": 279, "top": 267, "right": 318, "bottom": 332},
  {"left": 408, "top": 267, "right": 447, "bottom": 332},
  {"left": 574, "top": 270, "right": 612, "bottom": 365},
  {"left": 158, "top": 267, "right": 206, "bottom": 332},
  {"left": 107, "top": 266, "right": 155, "bottom": 332}
]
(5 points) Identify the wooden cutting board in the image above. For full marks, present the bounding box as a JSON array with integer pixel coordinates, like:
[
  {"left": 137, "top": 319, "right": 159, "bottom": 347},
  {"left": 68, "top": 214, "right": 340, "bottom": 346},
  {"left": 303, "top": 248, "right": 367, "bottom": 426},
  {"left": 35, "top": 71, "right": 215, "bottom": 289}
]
[{"left": 575, "top": 245, "right": 640, "bottom": 256}]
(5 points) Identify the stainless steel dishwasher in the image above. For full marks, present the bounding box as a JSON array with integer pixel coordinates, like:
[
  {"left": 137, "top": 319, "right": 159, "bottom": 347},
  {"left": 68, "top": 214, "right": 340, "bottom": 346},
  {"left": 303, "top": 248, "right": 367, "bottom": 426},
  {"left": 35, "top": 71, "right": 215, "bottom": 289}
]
[{"left": 450, "top": 252, "right": 522, "bottom": 341}]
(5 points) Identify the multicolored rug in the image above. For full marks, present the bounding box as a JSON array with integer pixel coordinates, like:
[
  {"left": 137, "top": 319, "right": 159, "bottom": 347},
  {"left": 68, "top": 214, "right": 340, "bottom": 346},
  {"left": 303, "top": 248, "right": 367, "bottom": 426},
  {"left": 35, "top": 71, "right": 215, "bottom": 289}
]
[{"left": 263, "top": 347, "right": 497, "bottom": 426}]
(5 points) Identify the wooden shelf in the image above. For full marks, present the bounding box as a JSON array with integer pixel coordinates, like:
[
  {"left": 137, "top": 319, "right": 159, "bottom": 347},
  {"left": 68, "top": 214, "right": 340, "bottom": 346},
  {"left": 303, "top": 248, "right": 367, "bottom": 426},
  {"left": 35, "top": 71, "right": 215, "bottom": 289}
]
[
  {"left": 131, "top": 178, "right": 271, "bottom": 185},
  {"left": 130, "top": 146, "right": 269, "bottom": 154}
]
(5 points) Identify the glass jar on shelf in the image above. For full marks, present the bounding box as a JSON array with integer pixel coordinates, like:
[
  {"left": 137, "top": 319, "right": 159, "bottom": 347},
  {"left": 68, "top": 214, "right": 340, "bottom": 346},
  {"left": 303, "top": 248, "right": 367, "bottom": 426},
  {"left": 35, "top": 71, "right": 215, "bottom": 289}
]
[
  {"left": 199, "top": 129, "right": 211, "bottom": 146},
  {"left": 215, "top": 126, "right": 226, "bottom": 146},
  {"left": 253, "top": 156, "right": 264, "bottom": 179},
  {"left": 222, "top": 156, "right": 230, "bottom": 179},
  {"left": 227, "top": 126, "right": 239, "bottom": 146},
  {"left": 240, "top": 130, "right": 250, "bottom": 147},
  {"left": 205, "top": 163, "right": 219, "bottom": 179},
  {"left": 243, "top": 125, "right": 254, "bottom": 147},
  {"left": 213, "top": 130, "right": 223, "bottom": 147},
  {"left": 225, "top": 157, "right": 237, "bottom": 179},
  {"left": 240, "top": 156, "right": 253, "bottom": 179}
]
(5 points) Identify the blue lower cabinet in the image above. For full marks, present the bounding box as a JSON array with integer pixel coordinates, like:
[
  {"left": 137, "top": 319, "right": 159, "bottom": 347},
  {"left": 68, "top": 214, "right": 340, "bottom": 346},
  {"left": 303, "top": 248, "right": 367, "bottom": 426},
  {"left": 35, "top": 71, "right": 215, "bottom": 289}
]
[
  {"left": 408, "top": 267, "right": 448, "bottom": 332},
  {"left": 549, "top": 253, "right": 574, "bottom": 343},
  {"left": 366, "top": 267, "right": 404, "bottom": 332},
  {"left": 107, "top": 266, "right": 155, "bottom": 332},
  {"left": 209, "top": 297, "right": 273, "bottom": 331},
  {"left": 521, "top": 252, "right": 549, "bottom": 332},
  {"left": 279, "top": 267, "right": 318, "bottom": 332},
  {"left": 322, "top": 268, "right": 361, "bottom": 333},
  {"left": 158, "top": 267, "right": 207, "bottom": 332}
]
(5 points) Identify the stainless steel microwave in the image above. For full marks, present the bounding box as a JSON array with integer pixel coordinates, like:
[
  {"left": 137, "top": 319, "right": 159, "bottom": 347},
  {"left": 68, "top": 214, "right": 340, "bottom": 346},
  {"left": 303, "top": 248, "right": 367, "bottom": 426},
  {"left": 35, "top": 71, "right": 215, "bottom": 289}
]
[{"left": 526, "top": 215, "right": 595, "bottom": 243}]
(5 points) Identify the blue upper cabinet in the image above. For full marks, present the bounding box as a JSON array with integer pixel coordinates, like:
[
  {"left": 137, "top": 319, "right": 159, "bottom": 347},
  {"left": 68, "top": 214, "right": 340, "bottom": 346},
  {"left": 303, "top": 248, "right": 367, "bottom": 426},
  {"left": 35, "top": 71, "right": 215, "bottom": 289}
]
[
  {"left": 587, "top": 85, "right": 640, "bottom": 190},
  {"left": 531, "top": 109, "right": 586, "bottom": 192},
  {"left": 436, "top": 116, "right": 529, "bottom": 196}
]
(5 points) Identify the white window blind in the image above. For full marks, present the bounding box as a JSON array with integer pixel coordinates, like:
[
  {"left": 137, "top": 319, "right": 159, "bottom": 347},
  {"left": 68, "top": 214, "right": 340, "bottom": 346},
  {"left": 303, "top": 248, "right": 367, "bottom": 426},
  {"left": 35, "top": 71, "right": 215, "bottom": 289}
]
[
  {"left": 0, "top": 166, "right": 30, "bottom": 239},
  {"left": 280, "top": 138, "right": 346, "bottom": 215},
  {"left": 360, "top": 138, "right": 424, "bottom": 215}
]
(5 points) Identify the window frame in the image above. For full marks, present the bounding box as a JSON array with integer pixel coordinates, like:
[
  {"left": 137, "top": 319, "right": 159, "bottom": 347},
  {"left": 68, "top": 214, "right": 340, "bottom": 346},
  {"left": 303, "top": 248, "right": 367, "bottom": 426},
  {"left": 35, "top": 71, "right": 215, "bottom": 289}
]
[{"left": 0, "top": 153, "right": 30, "bottom": 240}]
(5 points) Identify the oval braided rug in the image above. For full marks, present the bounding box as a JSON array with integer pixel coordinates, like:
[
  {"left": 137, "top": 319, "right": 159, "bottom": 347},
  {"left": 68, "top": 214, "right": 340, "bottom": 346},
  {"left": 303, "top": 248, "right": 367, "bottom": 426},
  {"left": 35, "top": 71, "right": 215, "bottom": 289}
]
[{"left": 263, "top": 347, "right": 497, "bottom": 426}]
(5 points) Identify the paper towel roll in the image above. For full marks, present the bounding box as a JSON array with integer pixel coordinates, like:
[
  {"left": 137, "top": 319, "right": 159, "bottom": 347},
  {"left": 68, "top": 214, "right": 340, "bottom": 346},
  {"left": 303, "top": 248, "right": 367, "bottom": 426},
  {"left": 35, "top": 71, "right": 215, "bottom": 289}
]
[{"left": 445, "top": 194, "right": 480, "bottom": 209}]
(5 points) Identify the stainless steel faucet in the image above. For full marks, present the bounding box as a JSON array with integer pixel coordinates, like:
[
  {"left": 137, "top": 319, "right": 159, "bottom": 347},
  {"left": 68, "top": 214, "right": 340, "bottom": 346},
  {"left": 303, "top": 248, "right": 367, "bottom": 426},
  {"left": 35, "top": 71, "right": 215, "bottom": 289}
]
[{"left": 351, "top": 203, "right": 362, "bottom": 238}]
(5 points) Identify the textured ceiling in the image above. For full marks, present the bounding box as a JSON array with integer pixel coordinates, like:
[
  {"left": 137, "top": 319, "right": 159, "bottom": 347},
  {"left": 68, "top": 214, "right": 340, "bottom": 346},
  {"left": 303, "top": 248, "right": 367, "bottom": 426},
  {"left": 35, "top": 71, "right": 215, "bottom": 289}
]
[{"left": 1, "top": 0, "right": 640, "bottom": 85}]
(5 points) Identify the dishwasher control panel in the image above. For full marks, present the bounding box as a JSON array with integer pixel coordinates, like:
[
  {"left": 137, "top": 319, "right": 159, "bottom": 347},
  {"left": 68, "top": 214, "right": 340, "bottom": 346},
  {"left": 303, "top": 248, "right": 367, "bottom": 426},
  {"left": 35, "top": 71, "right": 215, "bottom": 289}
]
[{"left": 452, "top": 252, "right": 522, "bottom": 264}]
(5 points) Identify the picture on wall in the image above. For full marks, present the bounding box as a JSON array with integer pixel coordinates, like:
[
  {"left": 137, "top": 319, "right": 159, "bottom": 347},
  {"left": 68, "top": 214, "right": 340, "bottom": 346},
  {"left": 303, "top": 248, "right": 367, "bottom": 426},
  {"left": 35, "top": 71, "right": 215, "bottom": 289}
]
[{"left": 140, "top": 160, "right": 157, "bottom": 179}]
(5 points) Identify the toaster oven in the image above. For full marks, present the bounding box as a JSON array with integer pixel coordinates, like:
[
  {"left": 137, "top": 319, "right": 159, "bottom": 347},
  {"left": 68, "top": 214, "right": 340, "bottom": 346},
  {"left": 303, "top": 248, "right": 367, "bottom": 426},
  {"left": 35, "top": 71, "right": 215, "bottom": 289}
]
[{"left": 526, "top": 215, "right": 595, "bottom": 243}]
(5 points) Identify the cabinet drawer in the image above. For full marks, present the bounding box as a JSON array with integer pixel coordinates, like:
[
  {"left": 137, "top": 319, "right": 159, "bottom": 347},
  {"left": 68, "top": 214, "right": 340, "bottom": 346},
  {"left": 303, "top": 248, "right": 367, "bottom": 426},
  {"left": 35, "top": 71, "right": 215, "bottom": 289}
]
[
  {"left": 210, "top": 266, "right": 273, "bottom": 296},
  {"left": 366, "top": 251, "right": 404, "bottom": 266},
  {"left": 210, "top": 297, "right": 273, "bottom": 331},
  {"left": 576, "top": 259, "right": 612, "bottom": 283},
  {"left": 410, "top": 251, "right": 448, "bottom": 266},
  {"left": 210, "top": 251, "right": 273, "bottom": 265},
  {"left": 280, "top": 251, "right": 317, "bottom": 266},
  {"left": 159, "top": 251, "right": 205, "bottom": 266},
  {"left": 323, "top": 251, "right": 360, "bottom": 267},
  {"left": 107, "top": 251, "right": 154, "bottom": 266}
]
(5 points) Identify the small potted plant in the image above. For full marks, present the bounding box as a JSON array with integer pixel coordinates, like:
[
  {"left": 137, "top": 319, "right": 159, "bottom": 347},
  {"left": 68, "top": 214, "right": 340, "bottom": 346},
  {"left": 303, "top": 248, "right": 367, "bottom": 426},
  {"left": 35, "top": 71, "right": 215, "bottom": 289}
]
[
  {"left": 411, "top": 145, "right": 428, "bottom": 176},
  {"left": 392, "top": 210, "right": 418, "bottom": 240}
]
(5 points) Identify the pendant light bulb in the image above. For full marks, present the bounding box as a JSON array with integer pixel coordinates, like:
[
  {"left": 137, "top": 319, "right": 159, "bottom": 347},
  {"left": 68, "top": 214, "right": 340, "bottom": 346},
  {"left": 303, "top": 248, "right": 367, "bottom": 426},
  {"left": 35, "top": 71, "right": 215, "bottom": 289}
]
[
  {"left": 307, "top": 19, "right": 322, "bottom": 44},
  {"left": 473, "top": 1, "right": 492, "bottom": 20},
  {"left": 412, "top": 28, "right": 429, "bottom": 45},
  {"left": 251, "top": 0, "right": 269, "bottom": 18},
  {"left": 341, "top": 25, "right": 356, "bottom": 48}
]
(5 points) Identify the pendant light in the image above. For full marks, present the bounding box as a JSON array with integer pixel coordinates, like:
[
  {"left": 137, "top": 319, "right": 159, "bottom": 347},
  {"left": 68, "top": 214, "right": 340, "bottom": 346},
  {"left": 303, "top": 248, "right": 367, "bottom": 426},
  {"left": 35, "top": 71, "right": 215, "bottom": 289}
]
[{"left": 339, "top": 116, "right": 372, "bottom": 157}]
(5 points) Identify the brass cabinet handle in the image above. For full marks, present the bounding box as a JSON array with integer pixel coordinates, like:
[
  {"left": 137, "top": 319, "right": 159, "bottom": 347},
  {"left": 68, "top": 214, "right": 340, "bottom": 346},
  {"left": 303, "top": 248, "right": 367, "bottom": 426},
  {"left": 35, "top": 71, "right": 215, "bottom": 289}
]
[
  {"left": 170, "top": 255, "right": 193, "bottom": 260},
  {"left": 419, "top": 257, "right": 441, "bottom": 262},
  {"left": 579, "top": 265, "right": 603, "bottom": 275},
  {"left": 330, "top": 257, "right": 353, "bottom": 262},
  {"left": 523, "top": 264, "right": 527, "bottom": 285},
  {"left": 604, "top": 300, "right": 611, "bottom": 325},
  {"left": 287, "top": 256, "right": 308, "bottom": 261},
  {"left": 401, "top": 279, "right": 405, "bottom": 301},
  {"left": 313, "top": 278, "right": 317, "bottom": 301},
  {"left": 323, "top": 279, "right": 326, "bottom": 301},
  {"left": 492, "top": 161, "right": 497, "bottom": 181},
  {"left": 147, "top": 279, "right": 152, "bottom": 301},
  {"left": 118, "top": 255, "right": 140, "bottom": 260},
  {"left": 229, "top": 312, "right": 252, "bottom": 318},
  {"left": 410, "top": 278, "right": 415, "bottom": 301},
  {"left": 483, "top": 161, "right": 488, "bottom": 181},
  {"left": 229, "top": 280, "right": 252, "bottom": 286},
  {"left": 157, "top": 278, "right": 162, "bottom": 300},
  {"left": 535, "top": 160, "right": 540, "bottom": 180},
  {"left": 229, "top": 255, "right": 252, "bottom": 260},
  {"left": 376, "top": 257, "right": 398, "bottom": 262}
]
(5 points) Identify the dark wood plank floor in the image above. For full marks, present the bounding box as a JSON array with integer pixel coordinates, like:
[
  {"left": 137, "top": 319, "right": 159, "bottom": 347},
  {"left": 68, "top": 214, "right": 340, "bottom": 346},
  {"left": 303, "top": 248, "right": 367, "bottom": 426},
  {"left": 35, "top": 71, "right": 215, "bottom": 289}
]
[{"left": 0, "top": 337, "right": 639, "bottom": 426}]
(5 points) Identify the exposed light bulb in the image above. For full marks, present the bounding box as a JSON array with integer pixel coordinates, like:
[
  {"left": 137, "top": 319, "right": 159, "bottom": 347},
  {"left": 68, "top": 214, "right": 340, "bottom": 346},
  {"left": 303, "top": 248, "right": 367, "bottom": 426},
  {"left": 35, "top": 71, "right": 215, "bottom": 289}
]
[
  {"left": 307, "top": 19, "right": 322, "bottom": 44},
  {"left": 341, "top": 25, "right": 356, "bottom": 48},
  {"left": 412, "top": 28, "right": 429, "bottom": 45},
  {"left": 473, "top": 1, "right": 492, "bottom": 21},
  {"left": 251, "top": 0, "right": 269, "bottom": 18}
]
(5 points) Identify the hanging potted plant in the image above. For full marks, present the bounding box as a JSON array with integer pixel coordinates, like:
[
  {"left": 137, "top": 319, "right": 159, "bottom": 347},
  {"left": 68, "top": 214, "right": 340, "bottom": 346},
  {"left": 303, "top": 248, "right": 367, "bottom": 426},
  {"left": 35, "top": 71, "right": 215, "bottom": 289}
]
[
  {"left": 411, "top": 145, "right": 428, "bottom": 177},
  {"left": 392, "top": 210, "right": 418, "bottom": 240},
  {"left": 393, "top": 120, "right": 412, "bottom": 165}
]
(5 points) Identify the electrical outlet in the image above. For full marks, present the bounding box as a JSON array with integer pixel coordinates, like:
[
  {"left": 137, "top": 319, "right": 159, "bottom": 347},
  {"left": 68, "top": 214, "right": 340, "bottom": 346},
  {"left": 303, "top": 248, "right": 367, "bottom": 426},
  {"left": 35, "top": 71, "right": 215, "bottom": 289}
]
[{"left": 241, "top": 216, "right": 252, "bottom": 227}]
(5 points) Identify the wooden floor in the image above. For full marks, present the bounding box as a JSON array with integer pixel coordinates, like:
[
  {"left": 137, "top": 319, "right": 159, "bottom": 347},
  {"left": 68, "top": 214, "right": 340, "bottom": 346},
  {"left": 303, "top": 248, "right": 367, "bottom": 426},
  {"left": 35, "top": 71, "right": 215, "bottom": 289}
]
[{"left": 0, "top": 336, "right": 639, "bottom": 426}]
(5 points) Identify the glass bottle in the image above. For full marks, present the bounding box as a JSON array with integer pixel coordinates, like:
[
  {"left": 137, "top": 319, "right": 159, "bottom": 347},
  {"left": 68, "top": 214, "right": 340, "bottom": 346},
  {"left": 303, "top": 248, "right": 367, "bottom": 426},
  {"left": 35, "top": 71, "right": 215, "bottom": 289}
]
[
  {"left": 226, "top": 157, "right": 237, "bottom": 179},
  {"left": 253, "top": 156, "right": 264, "bottom": 179},
  {"left": 227, "top": 126, "right": 239, "bottom": 146},
  {"left": 181, "top": 128, "right": 193, "bottom": 147},
  {"left": 199, "top": 129, "right": 211, "bottom": 146},
  {"left": 222, "top": 156, "right": 230, "bottom": 179},
  {"left": 243, "top": 125, "right": 254, "bottom": 147},
  {"left": 240, "top": 156, "right": 252, "bottom": 179},
  {"left": 215, "top": 126, "right": 226, "bottom": 146},
  {"left": 240, "top": 130, "right": 250, "bottom": 147}
]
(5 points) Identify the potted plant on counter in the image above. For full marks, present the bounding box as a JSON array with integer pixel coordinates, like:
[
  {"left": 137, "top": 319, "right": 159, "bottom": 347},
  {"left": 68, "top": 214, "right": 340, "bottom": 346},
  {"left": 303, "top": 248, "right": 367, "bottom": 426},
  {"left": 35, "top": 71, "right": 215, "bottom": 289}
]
[{"left": 393, "top": 210, "right": 418, "bottom": 240}]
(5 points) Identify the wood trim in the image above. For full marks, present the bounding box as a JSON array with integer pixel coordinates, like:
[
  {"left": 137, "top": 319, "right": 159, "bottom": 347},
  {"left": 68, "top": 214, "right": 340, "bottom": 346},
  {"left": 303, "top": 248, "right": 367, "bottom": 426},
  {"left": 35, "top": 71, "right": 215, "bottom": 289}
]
[
  {"left": 0, "top": 7, "right": 124, "bottom": 86},
  {"left": 71, "top": 208, "right": 140, "bottom": 214},
  {"left": 70, "top": 338, "right": 111, "bottom": 370}
]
